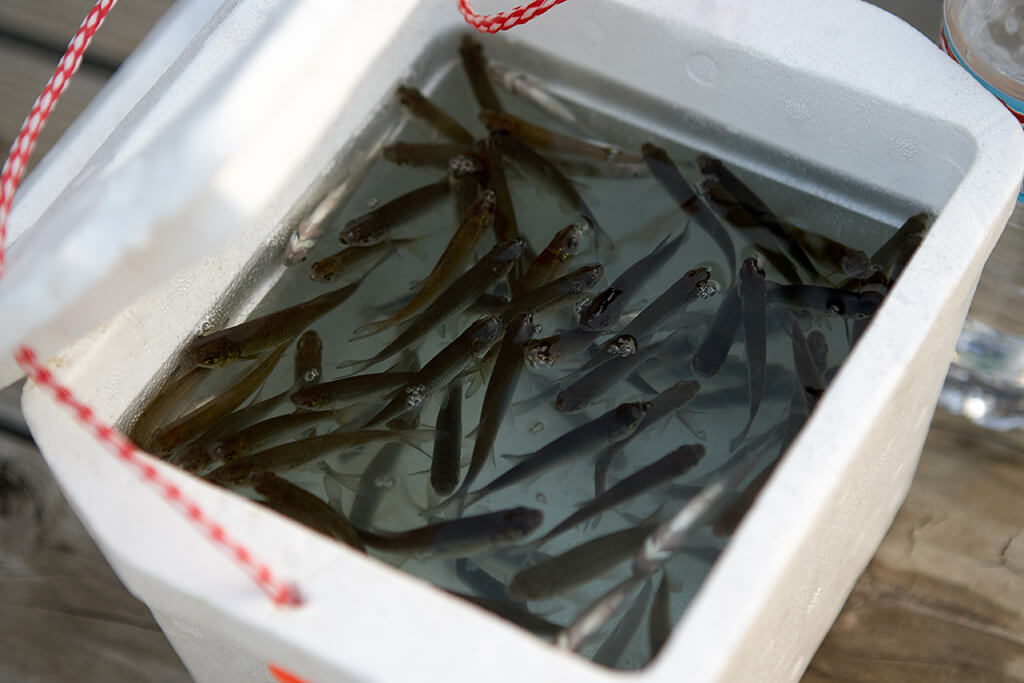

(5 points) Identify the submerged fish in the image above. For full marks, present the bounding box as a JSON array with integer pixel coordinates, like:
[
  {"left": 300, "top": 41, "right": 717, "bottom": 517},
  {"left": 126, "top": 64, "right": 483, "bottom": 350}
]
[
  {"left": 309, "top": 239, "right": 416, "bottom": 284},
  {"left": 480, "top": 109, "right": 642, "bottom": 164},
  {"left": 462, "top": 401, "right": 650, "bottom": 510},
  {"left": 648, "top": 572, "right": 673, "bottom": 658},
  {"left": 129, "top": 365, "right": 211, "bottom": 452},
  {"left": 593, "top": 579, "right": 654, "bottom": 668},
  {"left": 212, "top": 410, "right": 341, "bottom": 461},
  {"left": 731, "top": 258, "right": 768, "bottom": 451},
  {"left": 358, "top": 506, "right": 542, "bottom": 558},
  {"left": 396, "top": 85, "right": 474, "bottom": 145},
  {"left": 480, "top": 134, "right": 522, "bottom": 248},
  {"left": 290, "top": 370, "right": 416, "bottom": 410},
  {"left": 449, "top": 155, "right": 485, "bottom": 225},
  {"left": 382, "top": 141, "right": 476, "bottom": 169},
  {"left": 486, "top": 59, "right": 577, "bottom": 126},
  {"left": 338, "top": 178, "right": 450, "bottom": 247},
  {"left": 767, "top": 284, "right": 880, "bottom": 320},
  {"left": 787, "top": 316, "right": 826, "bottom": 412},
  {"left": 186, "top": 284, "right": 359, "bottom": 368},
  {"left": 501, "top": 264, "right": 603, "bottom": 323},
  {"left": 516, "top": 222, "right": 585, "bottom": 294},
  {"left": 459, "top": 36, "right": 504, "bottom": 112},
  {"left": 871, "top": 211, "right": 932, "bottom": 276},
  {"left": 293, "top": 330, "right": 323, "bottom": 387},
  {"left": 355, "top": 190, "right": 497, "bottom": 338},
  {"left": 251, "top": 471, "right": 365, "bottom": 551},
  {"left": 690, "top": 284, "right": 742, "bottom": 379},
  {"left": 361, "top": 315, "right": 505, "bottom": 429},
  {"left": 430, "top": 378, "right": 464, "bottom": 496},
  {"left": 785, "top": 223, "right": 877, "bottom": 279}
]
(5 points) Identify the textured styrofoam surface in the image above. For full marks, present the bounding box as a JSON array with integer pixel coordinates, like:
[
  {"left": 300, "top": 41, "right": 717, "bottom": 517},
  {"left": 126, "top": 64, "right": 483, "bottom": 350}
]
[{"left": 18, "top": 0, "right": 1024, "bottom": 682}]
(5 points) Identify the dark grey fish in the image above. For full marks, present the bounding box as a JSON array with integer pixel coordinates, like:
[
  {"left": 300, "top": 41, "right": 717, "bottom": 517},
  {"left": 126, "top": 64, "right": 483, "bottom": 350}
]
[
  {"left": 358, "top": 506, "right": 542, "bottom": 558},
  {"left": 383, "top": 142, "right": 476, "bottom": 169},
  {"left": 361, "top": 316, "right": 505, "bottom": 429},
  {"left": 713, "top": 457, "right": 781, "bottom": 537},
  {"left": 785, "top": 223, "right": 877, "bottom": 278},
  {"left": 449, "top": 155, "right": 485, "bottom": 224},
  {"left": 871, "top": 212, "right": 932, "bottom": 275},
  {"left": 648, "top": 572, "right": 673, "bottom": 659},
  {"left": 516, "top": 222, "right": 585, "bottom": 294},
  {"left": 250, "top": 472, "right": 365, "bottom": 552},
  {"left": 212, "top": 410, "right": 340, "bottom": 461},
  {"left": 807, "top": 330, "right": 829, "bottom": 376},
  {"left": 690, "top": 284, "right": 742, "bottom": 379},
  {"left": 643, "top": 144, "right": 736, "bottom": 279},
  {"left": 455, "top": 558, "right": 523, "bottom": 605},
  {"left": 462, "top": 401, "right": 649, "bottom": 510},
  {"left": 767, "top": 284, "right": 880, "bottom": 320},
  {"left": 480, "top": 134, "right": 521, "bottom": 248},
  {"left": 459, "top": 35, "right": 504, "bottom": 113},
  {"left": 501, "top": 264, "right": 603, "bottom": 324},
  {"left": 396, "top": 85, "right": 475, "bottom": 145},
  {"left": 731, "top": 258, "right": 768, "bottom": 451},
  {"left": 338, "top": 178, "right": 450, "bottom": 246},
  {"left": 537, "top": 444, "right": 706, "bottom": 546},
  {"left": 507, "top": 523, "right": 657, "bottom": 601},
  {"left": 523, "top": 326, "right": 601, "bottom": 369},
  {"left": 431, "top": 378, "right": 464, "bottom": 496},
  {"left": 129, "top": 366, "right": 211, "bottom": 452},
  {"left": 290, "top": 371, "right": 417, "bottom": 410},
  {"left": 480, "top": 109, "right": 643, "bottom": 164},
  {"left": 593, "top": 579, "right": 654, "bottom": 668},
  {"left": 469, "top": 293, "right": 510, "bottom": 315}
]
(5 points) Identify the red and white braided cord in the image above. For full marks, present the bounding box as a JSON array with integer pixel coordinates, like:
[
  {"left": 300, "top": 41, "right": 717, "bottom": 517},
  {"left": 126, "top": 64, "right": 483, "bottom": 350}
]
[{"left": 457, "top": 0, "right": 568, "bottom": 33}]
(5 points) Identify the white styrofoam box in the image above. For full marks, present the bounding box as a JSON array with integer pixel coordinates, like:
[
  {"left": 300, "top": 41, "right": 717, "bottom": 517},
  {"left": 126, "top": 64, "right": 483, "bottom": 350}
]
[{"left": 16, "top": 1, "right": 1024, "bottom": 682}]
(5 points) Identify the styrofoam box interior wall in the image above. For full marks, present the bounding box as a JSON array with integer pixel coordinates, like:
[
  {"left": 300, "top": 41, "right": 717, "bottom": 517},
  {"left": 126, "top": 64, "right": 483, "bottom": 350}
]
[{"left": 18, "top": 1, "right": 1024, "bottom": 682}]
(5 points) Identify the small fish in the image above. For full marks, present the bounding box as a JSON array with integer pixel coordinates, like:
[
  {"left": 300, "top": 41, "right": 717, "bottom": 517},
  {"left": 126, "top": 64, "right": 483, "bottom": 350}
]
[
  {"left": 396, "top": 85, "right": 475, "bottom": 144},
  {"left": 251, "top": 471, "right": 365, "bottom": 551},
  {"left": 462, "top": 401, "right": 649, "bottom": 510},
  {"left": 338, "top": 178, "right": 450, "bottom": 247},
  {"left": 486, "top": 59, "right": 577, "bottom": 126},
  {"left": 361, "top": 315, "right": 505, "bottom": 429},
  {"left": 186, "top": 284, "right": 359, "bottom": 368},
  {"left": 430, "top": 379, "right": 464, "bottom": 496},
  {"left": 480, "top": 134, "right": 522, "bottom": 248},
  {"left": 448, "top": 591, "right": 561, "bottom": 639},
  {"left": 871, "top": 212, "right": 932, "bottom": 276},
  {"left": 468, "top": 292, "right": 510, "bottom": 315},
  {"left": 204, "top": 428, "right": 432, "bottom": 485},
  {"left": 690, "top": 284, "right": 742, "bottom": 379},
  {"left": 211, "top": 410, "right": 341, "bottom": 461},
  {"left": 340, "top": 241, "right": 522, "bottom": 374},
  {"left": 731, "top": 258, "right": 768, "bottom": 451},
  {"left": 548, "top": 157, "right": 650, "bottom": 179},
  {"left": 593, "top": 579, "right": 654, "bottom": 668},
  {"left": 454, "top": 557, "right": 522, "bottom": 604},
  {"left": 449, "top": 155, "right": 485, "bottom": 224},
  {"left": 309, "top": 240, "right": 415, "bottom": 284},
  {"left": 284, "top": 173, "right": 361, "bottom": 266},
  {"left": 358, "top": 506, "right": 542, "bottom": 558},
  {"left": 491, "top": 132, "right": 614, "bottom": 252},
  {"left": 523, "top": 326, "right": 602, "bottom": 369},
  {"left": 501, "top": 264, "right": 603, "bottom": 323},
  {"left": 459, "top": 36, "right": 504, "bottom": 113},
  {"left": 784, "top": 223, "right": 877, "bottom": 279},
  {"left": 887, "top": 230, "right": 925, "bottom": 284},
  {"left": 150, "top": 344, "right": 289, "bottom": 453},
  {"left": 445, "top": 312, "right": 536, "bottom": 512},
  {"left": 293, "top": 330, "right": 323, "bottom": 387},
  {"left": 290, "top": 371, "right": 417, "bottom": 410},
  {"left": 382, "top": 142, "right": 477, "bottom": 169},
  {"left": 643, "top": 144, "right": 736, "bottom": 279},
  {"left": 648, "top": 572, "right": 673, "bottom": 659},
  {"left": 593, "top": 380, "right": 701, "bottom": 496},
  {"left": 516, "top": 222, "right": 585, "bottom": 294},
  {"left": 787, "top": 317, "right": 826, "bottom": 412},
  {"left": 537, "top": 444, "right": 706, "bottom": 545},
  {"left": 354, "top": 191, "right": 497, "bottom": 338},
  {"left": 128, "top": 365, "right": 211, "bottom": 452},
  {"left": 480, "top": 110, "right": 643, "bottom": 164},
  {"left": 507, "top": 522, "right": 657, "bottom": 601},
  {"left": 767, "top": 284, "right": 880, "bottom": 320},
  {"left": 345, "top": 407, "right": 423, "bottom": 529},
  {"left": 713, "top": 457, "right": 781, "bottom": 537},
  {"left": 807, "top": 330, "right": 829, "bottom": 376}
]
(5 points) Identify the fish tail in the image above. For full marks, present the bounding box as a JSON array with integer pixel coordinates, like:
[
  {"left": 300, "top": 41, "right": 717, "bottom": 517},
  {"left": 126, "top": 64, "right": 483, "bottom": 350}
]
[
  {"left": 335, "top": 357, "right": 376, "bottom": 373},
  {"left": 729, "top": 420, "right": 753, "bottom": 452},
  {"left": 351, "top": 318, "right": 399, "bottom": 341}
]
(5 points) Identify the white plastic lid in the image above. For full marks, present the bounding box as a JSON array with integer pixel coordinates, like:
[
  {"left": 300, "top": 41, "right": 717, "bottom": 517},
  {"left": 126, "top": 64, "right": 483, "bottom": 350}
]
[{"left": 0, "top": 0, "right": 409, "bottom": 388}]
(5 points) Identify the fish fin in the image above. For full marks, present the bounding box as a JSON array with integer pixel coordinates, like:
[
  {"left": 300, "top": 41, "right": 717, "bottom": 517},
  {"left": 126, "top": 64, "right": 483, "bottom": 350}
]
[
  {"left": 675, "top": 409, "right": 707, "bottom": 440},
  {"left": 351, "top": 318, "right": 400, "bottom": 341},
  {"left": 335, "top": 357, "right": 377, "bottom": 374},
  {"left": 319, "top": 463, "right": 354, "bottom": 510},
  {"left": 500, "top": 452, "right": 530, "bottom": 462},
  {"left": 402, "top": 237, "right": 430, "bottom": 262},
  {"left": 626, "top": 372, "right": 659, "bottom": 396}
]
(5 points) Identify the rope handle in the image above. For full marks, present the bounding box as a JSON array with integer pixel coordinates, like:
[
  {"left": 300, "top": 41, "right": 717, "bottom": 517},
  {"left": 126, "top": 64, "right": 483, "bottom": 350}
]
[{"left": 458, "top": 0, "right": 568, "bottom": 33}]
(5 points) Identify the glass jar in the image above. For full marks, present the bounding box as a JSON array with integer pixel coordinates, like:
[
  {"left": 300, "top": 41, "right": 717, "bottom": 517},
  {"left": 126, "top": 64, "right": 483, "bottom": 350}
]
[{"left": 938, "top": 0, "right": 1024, "bottom": 430}]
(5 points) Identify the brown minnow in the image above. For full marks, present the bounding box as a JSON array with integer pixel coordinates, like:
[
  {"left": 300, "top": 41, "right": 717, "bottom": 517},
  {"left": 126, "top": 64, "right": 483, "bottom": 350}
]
[
  {"left": 648, "top": 572, "right": 673, "bottom": 658},
  {"left": 643, "top": 144, "right": 736, "bottom": 279},
  {"left": 354, "top": 190, "right": 497, "bottom": 338},
  {"left": 361, "top": 315, "right": 505, "bottom": 429},
  {"left": 784, "top": 314, "right": 826, "bottom": 412},
  {"left": 593, "top": 579, "right": 654, "bottom": 668},
  {"left": 447, "top": 591, "right": 561, "bottom": 639},
  {"left": 523, "top": 326, "right": 602, "bottom": 369},
  {"left": 212, "top": 410, "right": 342, "bottom": 461},
  {"left": 593, "top": 380, "right": 701, "bottom": 496},
  {"left": 537, "top": 444, "right": 706, "bottom": 546},
  {"left": 462, "top": 401, "right": 650, "bottom": 510},
  {"left": 697, "top": 154, "right": 818, "bottom": 283},
  {"left": 480, "top": 134, "right": 521, "bottom": 248},
  {"left": 490, "top": 131, "right": 614, "bottom": 252},
  {"left": 251, "top": 471, "right": 365, "bottom": 551},
  {"left": 449, "top": 155, "right": 484, "bottom": 224},
  {"left": 516, "top": 222, "right": 585, "bottom": 294},
  {"left": 290, "top": 370, "right": 416, "bottom": 410},
  {"left": 468, "top": 292, "right": 510, "bottom": 315},
  {"left": 501, "top": 263, "right": 603, "bottom": 324},
  {"left": 690, "top": 284, "right": 742, "bottom": 379},
  {"left": 186, "top": 283, "right": 359, "bottom": 368},
  {"left": 871, "top": 211, "right": 932, "bottom": 276},
  {"left": 480, "top": 109, "right": 643, "bottom": 164},
  {"left": 713, "top": 456, "right": 781, "bottom": 537},
  {"left": 358, "top": 506, "right": 542, "bottom": 558},
  {"left": 766, "top": 283, "right": 881, "bottom": 320},
  {"left": 578, "top": 230, "right": 687, "bottom": 333},
  {"left": 293, "top": 329, "right": 323, "bottom": 388},
  {"left": 442, "top": 312, "right": 536, "bottom": 513},
  {"left": 459, "top": 35, "right": 503, "bottom": 113},
  {"left": 784, "top": 223, "right": 877, "bottom": 279},
  {"left": 204, "top": 428, "right": 433, "bottom": 485},
  {"left": 731, "top": 258, "right": 768, "bottom": 452},
  {"left": 338, "top": 178, "right": 450, "bottom": 246},
  {"left": 396, "top": 85, "right": 475, "bottom": 145},
  {"left": 340, "top": 241, "right": 522, "bottom": 374},
  {"left": 430, "top": 378, "right": 464, "bottom": 496},
  {"left": 507, "top": 522, "right": 657, "bottom": 601},
  {"left": 309, "top": 239, "right": 416, "bottom": 284},
  {"left": 486, "top": 59, "right": 577, "bottom": 126},
  {"left": 149, "top": 343, "right": 289, "bottom": 454},
  {"left": 382, "top": 141, "right": 476, "bottom": 169},
  {"left": 128, "top": 365, "right": 211, "bottom": 452}
]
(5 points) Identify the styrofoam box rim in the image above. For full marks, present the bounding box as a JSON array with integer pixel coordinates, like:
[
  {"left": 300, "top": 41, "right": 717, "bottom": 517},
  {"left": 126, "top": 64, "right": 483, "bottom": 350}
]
[{"left": 20, "top": 1, "right": 1024, "bottom": 682}]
